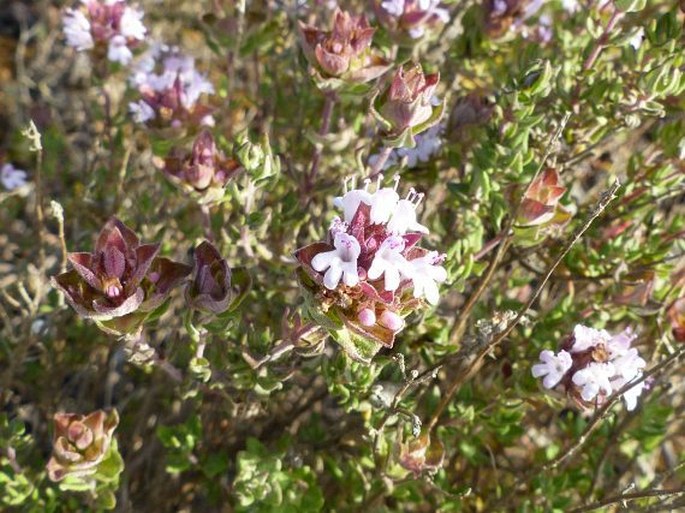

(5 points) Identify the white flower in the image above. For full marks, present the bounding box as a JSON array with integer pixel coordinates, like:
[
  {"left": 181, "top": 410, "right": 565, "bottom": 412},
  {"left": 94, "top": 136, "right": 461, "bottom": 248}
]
[
  {"left": 562, "top": 0, "right": 579, "bottom": 13},
  {"left": 1, "top": 163, "right": 28, "bottom": 190},
  {"left": 367, "top": 236, "right": 409, "bottom": 292},
  {"left": 107, "top": 35, "right": 133, "bottom": 64},
  {"left": 129, "top": 100, "right": 155, "bottom": 123},
  {"left": 396, "top": 124, "right": 443, "bottom": 167},
  {"left": 611, "top": 347, "right": 645, "bottom": 381},
  {"left": 334, "top": 188, "right": 373, "bottom": 223},
  {"left": 119, "top": 6, "right": 146, "bottom": 40},
  {"left": 532, "top": 350, "right": 572, "bottom": 389},
  {"left": 370, "top": 187, "right": 400, "bottom": 224},
  {"left": 406, "top": 251, "right": 447, "bottom": 305},
  {"left": 616, "top": 373, "right": 646, "bottom": 411},
  {"left": 311, "top": 232, "right": 361, "bottom": 290},
  {"left": 572, "top": 362, "right": 615, "bottom": 402},
  {"left": 628, "top": 27, "right": 644, "bottom": 51},
  {"left": 408, "top": 26, "right": 425, "bottom": 39},
  {"left": 386, "top": 188, "right": 429, "bottom": 234},
  {"left": 63, "top": 9, "right": 94, "bottom": 51},
  {"left": 381, "top": 0, "right": 405, "bottom": 16},
  {"left": 571, "top": 324, "right": 612, "bottom": 352}
]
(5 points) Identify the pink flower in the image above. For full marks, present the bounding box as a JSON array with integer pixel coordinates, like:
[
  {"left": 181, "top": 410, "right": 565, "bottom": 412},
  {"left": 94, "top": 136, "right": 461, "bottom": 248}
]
[
  {"left": 62, "top": 0, "right": 146, "bottom": 65},
  {"left": 295, "top": 175, "right": 446, "bottom": 357}
]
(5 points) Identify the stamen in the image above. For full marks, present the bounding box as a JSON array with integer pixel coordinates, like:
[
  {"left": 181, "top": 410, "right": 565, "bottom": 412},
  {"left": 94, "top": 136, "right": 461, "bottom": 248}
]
[
  {"left": 363, "top": 178, "right": 371, "bottom": 191},
  {"left": 393, "top": 174, "right": 401, "bottom": 191},
  {"left": 376, "top": 173, "right": 384, "bottom": 191},
  {"left": 414, "top": 192, "right": 425, "bottom": 207}
]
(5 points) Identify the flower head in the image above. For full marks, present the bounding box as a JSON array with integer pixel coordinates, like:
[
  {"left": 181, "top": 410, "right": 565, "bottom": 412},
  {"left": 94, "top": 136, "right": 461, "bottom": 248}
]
[
  {"left": 298, "top": 8, "right": 391, "bottom": 93},
  {"left": 159, "top": 130, "right": 241, "bottom": 204},
  {"left": 372, "top": 63, "right": 444, "bottom": 148},
  {"left": 51, "top": 217, "right": 191, "bottom": 336},
  {"left": 47, "top": 409, "right": 120, "bottom": 482},
  {"left": 62, "top": 0, "right": 146, "bottom": 65},
  {"left": 398, "top": 431, "right": 445, "bottom": 477},
  {"left": 533, "top": 324, "right": 647, "bottom": 411},
  {"left": 129, "top": 44, "right": 215, "bottom": 128},
  {"left": 296, "top": 175, "right": 446, "bottom": 361},
  {"left": 374, "top": 0, "right": 450, "bottom": 42}
]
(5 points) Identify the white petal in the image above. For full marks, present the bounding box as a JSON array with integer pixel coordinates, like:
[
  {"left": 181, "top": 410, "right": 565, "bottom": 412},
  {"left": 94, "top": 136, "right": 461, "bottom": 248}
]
[
  {"left": 323, "top": 264, "right": 343, "bottom": 290},
  {"left": 311, "top": 250, "right": 337, "bottom": 272}
]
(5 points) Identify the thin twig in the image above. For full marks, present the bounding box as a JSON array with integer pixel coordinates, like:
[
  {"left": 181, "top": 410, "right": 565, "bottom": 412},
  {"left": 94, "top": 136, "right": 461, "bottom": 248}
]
[
  {"left": 306, "top": 92, "right": 337, "bottom": 191},
  {"left": 426, "top": 179, "right": 621, "bottom": 432},
  {"left": 568, "top": 488, "right": 685, "bottom": 513}
]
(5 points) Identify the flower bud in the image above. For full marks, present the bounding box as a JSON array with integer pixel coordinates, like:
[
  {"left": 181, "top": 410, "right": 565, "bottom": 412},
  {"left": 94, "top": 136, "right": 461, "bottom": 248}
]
[
  {"left": 372, "top": 63, "right": 444, "bottom": 147},
  {"left": 51, "top": 217, "right": 191, "bottom": 336},
  {"left": 160, "top": 130, "right": 241, "bottom": 204},
  {"left": 298, "top": 8, "right": 391, "bottom": 93},
  {"left": 185, "top": 241, "right": 232, "bottom": 314},
  {"left": 398, "top": 431, "right": 445, "bottom": 477},
  {"left": 514, "top": 168, "right": 572, "bottom": 246},
  {"left": 47, "top": 409, "right": 120, "bottom": 482}
]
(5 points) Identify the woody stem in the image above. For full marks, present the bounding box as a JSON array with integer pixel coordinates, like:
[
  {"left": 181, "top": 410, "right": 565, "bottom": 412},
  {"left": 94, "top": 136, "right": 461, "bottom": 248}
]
[{"left": 306, "top": 93, "right": 337, "bottom": 192}]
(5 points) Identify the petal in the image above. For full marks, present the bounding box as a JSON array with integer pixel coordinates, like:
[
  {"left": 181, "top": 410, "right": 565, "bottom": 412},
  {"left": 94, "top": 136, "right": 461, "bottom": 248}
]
[
  {"left": 323, "top": 264, "right": 343, "bottom": 290},
  {"left": 531, "top": 363, "right": 549, "bottom": 378},
  {"left": 384, "top": 265, "right": 400, "bottom": 291},
  {"left": 312, "top": 250, "right": 338, "bottom": 272},
  {"left": 542, "top": 373, "right": 561, "bottom": 389}
]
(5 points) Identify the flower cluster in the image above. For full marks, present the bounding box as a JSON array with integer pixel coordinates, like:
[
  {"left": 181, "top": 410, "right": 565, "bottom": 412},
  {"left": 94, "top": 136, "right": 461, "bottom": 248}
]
[
  {"left": 372, "top": 63, "right": 444, "bottom": 148},
  {"left": 1, "top": 163, "right": 28, "bottom": 190},
  {"left": 51, "top": 217, "right": 191, "bottom": 336},
  {"left": 296, "top": 175, "right": 447, "bottom": 361},
  {"left": 158, "top": 130, "right": 241, "bottom": 204},
  {"left": 128, "top": 43, "right": 215, "bottom": 127},
  {"left": 532, "top": 325, "right": 647, "bottom": 411},
  {"left": 514, "top": 168, "right": 572, "bottom": 246},
  {"left": 374, "top": 0, "right": 450, "bottom": 40},
  {"left": 46, "top": 409, "right": 120, "bottom": 483},
  {"left": 298, "top": 8, "right": 391, "bottom": 93},
  {"left": 62, "top": 0, "right": 146, "bottom": 65}
]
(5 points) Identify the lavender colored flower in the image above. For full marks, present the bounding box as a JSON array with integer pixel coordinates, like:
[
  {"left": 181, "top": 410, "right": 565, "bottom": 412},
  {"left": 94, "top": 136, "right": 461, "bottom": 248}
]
[
  {"left": 531, "top": 349, "right": 572, "bottom": 389},
  {"left": 62, "top": 0, "right": 147, "bottom": 65},
  {"left": 369, "top": 123, "right": 444, "bottom": 170},
  {"left": 295, "top": 175, "right": 446, "bottom": 361},
  {"left": 129, "top": 44, "right": 215, "bottom": 127},
  {"left": 374, "top": 0, "right": 450, "bottom": 41},
  {"left": 1, "top": 163, "right": 28, "bottom": 190}
]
